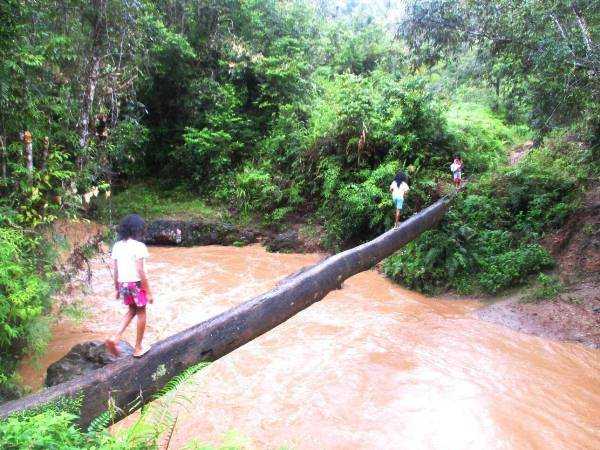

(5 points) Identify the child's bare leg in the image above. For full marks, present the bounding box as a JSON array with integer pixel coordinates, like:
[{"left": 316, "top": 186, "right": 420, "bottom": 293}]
[
  {"left": 106, "top": 306, "right": 136, "bottom": 356},
  {"left": 395, "top": 209, "right": 400, "bottom": 227},
  {"left": 133, "top": 307, "right": 147, "bottom": 355},
  {"left": 113, "top": 306, "right": 136, "bottom": 341}
]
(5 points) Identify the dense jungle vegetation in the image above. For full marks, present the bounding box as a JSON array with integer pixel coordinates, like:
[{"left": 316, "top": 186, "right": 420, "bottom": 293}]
[{"left": 0, "top": 0, "right": 598, "bottom": 444}]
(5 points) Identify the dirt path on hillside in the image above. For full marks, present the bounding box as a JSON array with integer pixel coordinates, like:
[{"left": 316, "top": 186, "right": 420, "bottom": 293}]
[{"left": 509, "top": 140, "right": 534, "bottom": 165}]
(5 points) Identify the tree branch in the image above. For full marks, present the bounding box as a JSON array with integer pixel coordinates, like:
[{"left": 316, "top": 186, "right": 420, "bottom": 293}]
[{"left": 571, "top": 2, "right": 594, "bottom": 56}]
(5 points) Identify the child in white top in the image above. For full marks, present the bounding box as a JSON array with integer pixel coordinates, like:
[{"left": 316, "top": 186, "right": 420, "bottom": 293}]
[
  {"left": 106, "top": 214, "right": 154, "bottom": 358},
  {"left": 450, "top": 156, "right": 463, "bottom": 188},
  {"left": 390, "top": 171, "right": 410, "bottom": 228}
]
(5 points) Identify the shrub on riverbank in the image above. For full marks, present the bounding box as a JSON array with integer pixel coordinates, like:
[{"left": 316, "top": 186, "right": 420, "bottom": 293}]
[
  {"left": 95, "top": 184, "right": 223, "bottom": 223},
  {"left": 0, "top": 228, "right": 57, "bottom": 398},
  {"left": 0, "top": 409, "right": 118, "bottom": 449},
  {"left": 0, "top": 363, "right": 241, "bottom": 450}
]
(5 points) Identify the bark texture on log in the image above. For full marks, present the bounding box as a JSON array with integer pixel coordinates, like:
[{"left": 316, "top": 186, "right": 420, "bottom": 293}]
[{"left": 0, "top": 196, "right": 451, "bottom": 427}]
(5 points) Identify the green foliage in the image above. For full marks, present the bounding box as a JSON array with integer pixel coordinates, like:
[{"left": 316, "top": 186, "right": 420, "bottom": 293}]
[
  {"left": 319, "top": 160, "right": 400, "bottom": 248},
  {"left": 476, "top": 244, "right": 554, "bottom": 294},
  {"left": 0, "top": 2, "right": 597, "bottom": 408},
  {"left": 0, "top": 228, "right": 55, "bottom": 388},
  {"left": 0, "top": 363, "right": 212, "bottom": 449},
  {"left": 178, "top": 126, "right": 243, "bottom": 186},
  {"left": 0, "top": 148, "right": 77, "bottom": 228},
  {"left": 401, "top": 0, "right": 600, "bottom": 138},
  {"left": 0, "top": 393, "right": 144, "bottom": 450},
  {"left": 108, "top": 363, "right": 211, "bottom": 448},
  {"left": 232, "top": 166, "right": 282, "bottom": 214},
  {"left": 106, "top": 120, "right": 150, "bottom": 180},
  {"left": 444, "top": 102, "right": 529, "bottom": 173},
  {"left": 248, "top": 70, "right": 465, "bottom": 245},
  {"left": 298, "top": 74, "right": 534, "bottom": 248},
  {"left": 0, "top": 410, "right": 111, "bottom": 450},
  {"left": 172, "top": 82, "right": 251, "bottom": 187}
]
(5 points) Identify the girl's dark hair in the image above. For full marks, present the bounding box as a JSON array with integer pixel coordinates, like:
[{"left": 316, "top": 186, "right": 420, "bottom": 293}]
[
  {"left": 117, "top": 214, "right": 146, "bottom": 240},
  {"left": 394, "top": 170, "right": 408, "bottom": 185}
]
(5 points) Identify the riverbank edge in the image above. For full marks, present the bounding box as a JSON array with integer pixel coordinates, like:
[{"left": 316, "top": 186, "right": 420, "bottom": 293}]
[
  {"left": 126, "top": 211, "right": 600, "bottom": 349},
  {"left": 439, "top": 279, "right": 599, "bottom": 349},
  {"left": 13, "top": 204, "right": 597, "bottom": 403},
  {"left": 128, "top": 211, "right": 600, "bottom": 349}
]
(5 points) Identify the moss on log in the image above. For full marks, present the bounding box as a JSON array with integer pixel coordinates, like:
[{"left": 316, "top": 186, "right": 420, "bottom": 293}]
[{"left": 0, "top": 196, "right": 451, "bottom": 427}]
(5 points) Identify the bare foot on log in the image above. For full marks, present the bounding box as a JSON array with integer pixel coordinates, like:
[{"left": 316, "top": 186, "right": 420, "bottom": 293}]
[
  {"left": 105, "top": 339, "right": 120, "bottom": 357},
  {"left": 133, "top": 345, "right": 151, "bottom": 358}
]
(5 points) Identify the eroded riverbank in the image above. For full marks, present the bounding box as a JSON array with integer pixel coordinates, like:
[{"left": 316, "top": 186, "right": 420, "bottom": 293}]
[{"left": 19, "top": 245, "right": 600, "bottom": 449}]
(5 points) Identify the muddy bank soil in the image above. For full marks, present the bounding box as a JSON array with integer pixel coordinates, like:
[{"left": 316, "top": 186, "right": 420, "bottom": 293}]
[
  {"left": 475, "top": 184, "right": 600, "bottom": 348},
  {"left": 475, "top": 280, "right": 600, "bottom": 348}
]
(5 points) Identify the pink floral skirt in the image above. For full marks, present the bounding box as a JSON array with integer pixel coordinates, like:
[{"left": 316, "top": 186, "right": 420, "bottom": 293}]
[{"left": 119, "top": 281, "right": 148, "bottom": 307}]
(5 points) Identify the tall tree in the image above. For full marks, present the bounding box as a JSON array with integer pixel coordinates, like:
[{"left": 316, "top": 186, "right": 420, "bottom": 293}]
[{"left": 401, "top": 0, "right": 599, "bottom": 136}]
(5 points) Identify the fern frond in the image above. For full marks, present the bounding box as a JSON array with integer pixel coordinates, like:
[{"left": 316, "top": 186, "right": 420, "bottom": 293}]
[
  {"left": 154, "top": 362, "right": 211, "bottom": 400},
  {"left": 87, "top": 410, "right": 112, "bottom": 433},
  {"left": 116, "top": 362, "right": 211, "bottom": 448}
]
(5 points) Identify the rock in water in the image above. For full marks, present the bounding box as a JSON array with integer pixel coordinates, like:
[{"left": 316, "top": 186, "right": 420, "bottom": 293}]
[
  {"left": 265, "top": 230, "right": 301, "bottom": 252},
  {"left": 45, "top": 340, "right": 133, "bottom": 387}
]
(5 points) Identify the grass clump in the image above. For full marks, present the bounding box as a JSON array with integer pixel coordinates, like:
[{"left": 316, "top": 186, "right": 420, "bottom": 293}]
[
  {"left": 522, "top": 274, "right": 565, "bottom": 303},
  {"left": 97, "top": 184, "right": 225, "bottom": 222}
]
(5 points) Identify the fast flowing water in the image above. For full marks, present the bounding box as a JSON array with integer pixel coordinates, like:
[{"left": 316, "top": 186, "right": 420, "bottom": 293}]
[{"left": 19, "top": 245, "right": 600, "bottom": 449}]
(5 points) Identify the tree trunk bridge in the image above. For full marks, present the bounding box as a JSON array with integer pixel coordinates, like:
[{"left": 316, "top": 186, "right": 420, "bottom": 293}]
[{"left": 0, "top": 196, "right": 451, "bottom": 427}]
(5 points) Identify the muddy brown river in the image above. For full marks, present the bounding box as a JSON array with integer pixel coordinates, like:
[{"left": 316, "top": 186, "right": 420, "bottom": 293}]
[{"left": 19, "top": 245, "right": 600, "bottom": 449}]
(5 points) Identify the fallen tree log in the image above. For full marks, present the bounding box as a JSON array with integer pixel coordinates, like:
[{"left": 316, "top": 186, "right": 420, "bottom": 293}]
[{"left": 0, "top": 196, "right": 451, "bottom": 427}]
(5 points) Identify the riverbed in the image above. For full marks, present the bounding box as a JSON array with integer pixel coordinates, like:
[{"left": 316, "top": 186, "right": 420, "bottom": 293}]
[{"left": 19, "top": 245, "right": 600, "bottom": 449}]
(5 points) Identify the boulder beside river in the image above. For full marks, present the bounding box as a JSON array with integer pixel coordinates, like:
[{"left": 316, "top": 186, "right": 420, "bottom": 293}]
[
  {"left": 144, "top": 219, "right": 307, "bottom": 253},
  {"left": 45, "top": 340, "right": 133, "bottom": 387},
  {"left": 144, "top": 219, "right": 259, "bottom": 247},
  {"left": 264, "top": 230, "right": 302, "bottom": 253}
]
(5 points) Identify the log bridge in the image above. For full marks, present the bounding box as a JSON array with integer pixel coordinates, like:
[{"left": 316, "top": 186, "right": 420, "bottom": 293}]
[{"left": 0, "top": 196, "right": 452, "bottom": 427}]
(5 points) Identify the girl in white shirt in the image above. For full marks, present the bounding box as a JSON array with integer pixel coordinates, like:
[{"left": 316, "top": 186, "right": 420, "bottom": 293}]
[
  {"left": 450, "top": 156, "right": 463, "bottom": 188},
  {"left": 390, "top": 171, "right": 410, "bottom": 228},
  {"left": 106, "top": 214, "right": 154, "bottom": 358}
]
